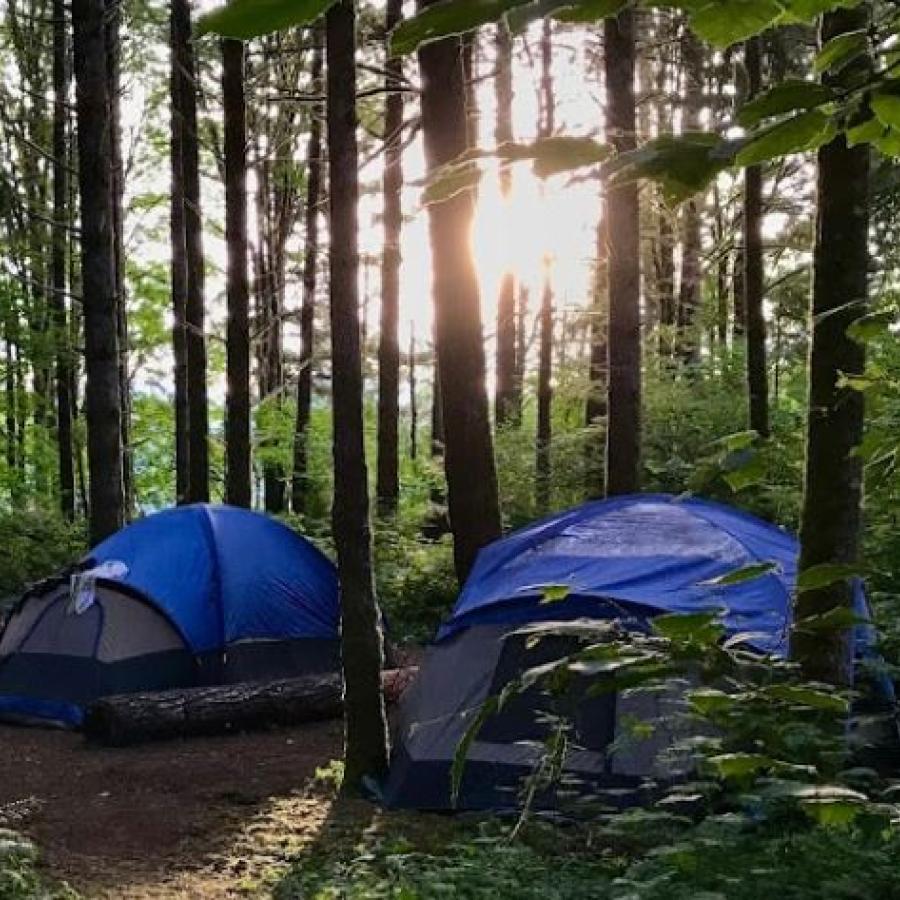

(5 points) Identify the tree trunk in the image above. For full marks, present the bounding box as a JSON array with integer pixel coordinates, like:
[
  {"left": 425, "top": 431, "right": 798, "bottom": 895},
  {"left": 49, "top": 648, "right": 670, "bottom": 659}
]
[
  {"left": 170, "top": 0, "right": 190, "bottom": 505},
  {"left": 292, "top": 36, "right": 324, "bottom": 516},
  {"left": 223, "top": 38, "right": 252, "bottom": 508},
  {"left": 376, "top": 0, "right": 404, "bottom": 517},
  {"left": 106, "top": 0, "right": 130, "bottom": 519},
  {"left": 409, "top": 324, "right": 418, "bottom": 460},
  {"left": 536, "top": 271, "right": 553, "bottom": 511},
  {"left": 585, "top": 204, "right": 609, "bottom": 497},
  {"left": 326, "top": 0, "right": 389, "bottom": 788},
  {"left": 604, "top": 10, "right": 641, "bottom": 496},
  {"left": 744, "top": 36, "right": 769, "bottom": 438},
  {"left": 790, "top": 7, "right": 870, "bottom": 686},
  {"left": 676, "top": 28, "right": 703, "bottom": 367},
  {"left": 52, "top": 0, "right": 74, "bottom": 521},
  {"left": 418, "top": 10, "right": 502, "bottom": 583},
  {"left": 494, "top": 21, "right": 517, "bottom": 427},
  {"left": 174, "top": 0, "right": 209, "bottom": 504},
  {"left": 72, "top": 0, "right": 123, "bottom": 544}
]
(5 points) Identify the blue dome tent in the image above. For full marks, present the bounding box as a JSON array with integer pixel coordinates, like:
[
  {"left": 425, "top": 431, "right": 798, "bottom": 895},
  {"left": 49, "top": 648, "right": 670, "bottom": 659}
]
[
  {"left": 0, "top": 505, "right": 340, "bottom": 728},
  {"left": 384, "top": 494, "right": 877, "bottom": 811}
]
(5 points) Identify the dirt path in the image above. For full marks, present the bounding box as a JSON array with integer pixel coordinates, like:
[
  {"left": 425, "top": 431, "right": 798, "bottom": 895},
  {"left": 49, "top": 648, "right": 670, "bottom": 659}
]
[{"left": 0, "top": 722, "right": 344, "bottom": 898}]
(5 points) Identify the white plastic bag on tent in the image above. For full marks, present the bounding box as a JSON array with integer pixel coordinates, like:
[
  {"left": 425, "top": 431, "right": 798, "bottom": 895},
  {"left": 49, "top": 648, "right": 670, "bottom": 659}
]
[{"left": 69, "top": 561, "right": 129, "bottom": 615}]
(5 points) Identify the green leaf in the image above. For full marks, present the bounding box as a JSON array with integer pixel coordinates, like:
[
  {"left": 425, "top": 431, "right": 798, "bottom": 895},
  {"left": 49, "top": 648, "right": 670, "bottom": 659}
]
[
  {"left": 700, "top": 561, "right": 779, "bottom": 587},
  {"left": 762, "top": 684, "right": 850, "bottom": 713},
  {"left": 391, "top": 0, "right": 527, "bottom": 56},
  {"left": 706, "top": 430, "right": 758, "bottom": 452},
  {"left": 796, "top": 562, "right": 865, "bottom": 592},
  {"left": 794, "top": 605, "right": 870, "bottom": 635},
  {"left": 874, "top": 128, "right": 900, "bottom": 158},
  {"left": 846, "top": 310, "right": 896, "bottom": 343},
  {"left": 196, "top": 0, "right": 335, "bottom": 38},
  {"left": 688, "top": 0, "right": 782, "bottom": 47},
  {"left": 736, "top": 110, "right": 835, "bottom": 167},
  {"left": 723, "top": 451, "right": 766, "bottom": 492},
  {"left": 779, "top": 0, "right": 862, "bottom": 24},
  {"left": 421, "top": 160, "right": 482, "bottom": 205},
  {"left": 872, "top": 91, "right": 900, "bottom": 130},
  {"left": 846, "top": 116, "right": 887, "bottom": 147},
  {"left": 795, "top": 786, "right": 868, "bottom": 827},
  {"left": 498, "top": 136, "right": 612, "bottom": 179},
  {"left": 539, "top": 583, "right": 572, "bottom": 603},
  {"left": 814, "top": 30, "right": 867, "bottom": 74},
  {"left": 653, "top": 611, "right": 724, "bottom": 645},
  {"left": 554, "top": 0, "right": 628, "bottom": 23},
  {"left": 612, "top": 133, "right": 733, "bottom": 204},
  {"left": 738, "top": 80, "right": 835, "bottom": 128},
  {"left": 688, "top": 688, "right": 736, "bottom": 716},
  {"left": 706, "top": 752, "right": 774, "bottom": 779}
]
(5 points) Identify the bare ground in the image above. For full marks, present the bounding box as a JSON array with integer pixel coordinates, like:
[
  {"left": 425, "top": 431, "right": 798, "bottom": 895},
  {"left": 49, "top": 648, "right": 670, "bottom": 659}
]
[{"left": 0, "top": 721, "right": 345, "bottom": 898}]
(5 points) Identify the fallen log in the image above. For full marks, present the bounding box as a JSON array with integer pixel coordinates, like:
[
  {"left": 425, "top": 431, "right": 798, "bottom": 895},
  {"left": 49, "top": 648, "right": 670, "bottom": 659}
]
[{"left": 84, "top": 667, "right": 417, "bottom": 747}]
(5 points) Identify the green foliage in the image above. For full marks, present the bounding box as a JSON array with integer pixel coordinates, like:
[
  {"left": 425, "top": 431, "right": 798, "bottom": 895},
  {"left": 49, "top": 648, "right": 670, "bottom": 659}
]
[
  {"left": 0, "top": 830, "right": 77, "bottom": 899},
  {"left": 197, "top": 0, "right": 337, "bottom": 39},
  {"left": 0, "top": 510, "right": 83, "bottom": 602}
]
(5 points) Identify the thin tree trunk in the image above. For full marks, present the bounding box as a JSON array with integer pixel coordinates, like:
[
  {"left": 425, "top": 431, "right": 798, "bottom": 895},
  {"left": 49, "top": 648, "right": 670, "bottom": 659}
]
[
  {"left": 604, "top": 10, "right": 641, "bottom": 496},
  {"left": 585, "top": 203, "right": 609, "bottom": 497},
  {"left": 791, "top": 7, "right": 870, "bottom": 686},
  {"left": 409, "top": 323, "right": 417, "bottom": 461},
  {"left": 170, "top": 0, "right": 190, "bottom": 504},
  {"left": 376, "top": 0, "right": 403, "bottom": 517},
  {"left": 676, "top": 28, "right": 703, "bottom": 367},
  {"left": 52, "top": 0, "right": 74, "bottom": 520},
  {"left": 418, "top": 9, "right": 502, "bottom": 582},
  {"left": 106, "top": 0, "right": 130, "bottom": 519},
  {"left": 744, "top": 36, "right": 769, "bottom": 438},
  {"left": 72, "top": 0, "right": 123, "bottom": 544},
  {"left": 326, "top": 0, "right": 389, "bottom": 787},
  {"left": 292, "top": 36, "right": 324, "bottom": 516},
  {"left": 174, "top": 0, "right": 209, "bottom": 503},
  {"left": 494, "top": 21, "right": 517, "bottom": 427},
  {"left": 535, "top": 18, "right": 554, "bottom": 510},
  {"left": 223, "top": 38, "right": 251, "bottom": 508},
  {"left": 430, "top": 353, "right": 443, "bottom": 458}
]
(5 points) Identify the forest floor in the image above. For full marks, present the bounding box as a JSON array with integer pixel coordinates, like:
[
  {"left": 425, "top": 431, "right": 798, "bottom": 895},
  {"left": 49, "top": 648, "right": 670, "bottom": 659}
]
[{"left": 0, "top": 720, "right": 346, "bottom": 898}]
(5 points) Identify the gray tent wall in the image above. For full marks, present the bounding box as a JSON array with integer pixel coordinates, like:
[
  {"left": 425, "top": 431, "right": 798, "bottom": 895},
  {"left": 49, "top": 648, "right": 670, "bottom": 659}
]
[{"left": 383, "top": 622, "right": 692, "bottom": 811}]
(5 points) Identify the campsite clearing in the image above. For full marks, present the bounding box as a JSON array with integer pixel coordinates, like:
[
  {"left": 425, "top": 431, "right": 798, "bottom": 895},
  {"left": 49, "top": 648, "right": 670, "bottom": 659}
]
[{"left": 0, "top": 721, "right": 342, "bottom": 897}]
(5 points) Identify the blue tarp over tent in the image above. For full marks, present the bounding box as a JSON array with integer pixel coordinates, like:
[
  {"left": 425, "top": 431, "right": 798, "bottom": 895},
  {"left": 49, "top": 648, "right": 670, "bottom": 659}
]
[
  {"left": 88, "top": 504, "right": 339, "bottom": 652},
  {"left": 440, "top": 494, "right": 871, "bottom": 657}
]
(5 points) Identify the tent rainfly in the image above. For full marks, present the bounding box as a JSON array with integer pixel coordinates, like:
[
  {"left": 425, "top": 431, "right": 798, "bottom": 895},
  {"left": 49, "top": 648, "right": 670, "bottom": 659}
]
[{"left": 0, "top": 504, "right": 340, "bottom": 727}]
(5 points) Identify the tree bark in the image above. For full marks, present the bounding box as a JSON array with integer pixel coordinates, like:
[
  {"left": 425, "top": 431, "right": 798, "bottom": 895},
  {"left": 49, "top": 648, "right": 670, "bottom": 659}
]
[
  {"left": 170, "top": 0, "right": 190, "bottom": 505},
  {"left": 418, "top": 10, "right": 502, "bottom": 583},
  {"left": 536, "top": 270, "right": 553, "bottom": 511},
  {"left": 494, "top": 21, "right": 517, "bottom": 427},
  {"left": 292, "top": 36, "right": 324, "bottom": 516},
  {"left": 376, "top": 0, "right": 404, "bottom": 517},
  {"left": 585, "top": 204, "right": 608, "bottom": 496},
  {"left": 106, "top": 0, "right": 130, "bottom": 519},
  {"left": 326, "top": 0, "right": 389, "bottom": 788},
  {"left": 223, "top": 38, "right": 252, "bottom": 508},
  {"left": 790, "top": 7, "right": 870, "bottom": 686},
  {"left": 676, "top": 28, "right": 703, "bottom": 367},
  {"left": 409, "top": 324, "right": 418, "bottom": 460},
  {"left": 72, "top": 0, "right": 123, "bottom": 544},
  {"left": 174, "top": 0, "right": 209, "bottom": 504},
  {"left": 52, "top": 0, "right": 74, "bottom": 520},
  {"left": 84, "top": 669, "right": 416, "bottom": 747},
  {"left": 744, "top": 36, "right": 769, "bottom": 438},
  {"left": 603, "top": 10, "right": 641, "bottom": 496}
]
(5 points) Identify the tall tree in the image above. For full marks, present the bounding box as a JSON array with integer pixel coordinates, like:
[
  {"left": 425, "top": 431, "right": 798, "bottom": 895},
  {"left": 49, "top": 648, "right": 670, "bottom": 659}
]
[
  {"left": 744, "top": 36, "right": 769, "bottom": 438},
  {"left": 326, "top": 0, "right": 389, "bottom": 787},
  {"left": 494, "top": 21, "right": 517, "bottom": 427},
  {"left": 52, "top": 0, "right": 74, "bottom": 520},
  {"left": 585, "top": 204, "right": 608, "bottom": 496},
  {"left": 72, "top": 0, "right": 124, "bottom": 544},
  {"left": 418, "top": 5, "right": 503, "bottom": 582},
  {"left": 790, "top": 7, "right": 870, "bottom": 685},
  {"left": 376, "top": 0, "right": 404, "bottom": 517},
  {"left": 223, "top": 38, "right": 251, "bottom": 507},
  {"left": 174, "top": 0, "right": 209, "bottom": 503},
  {"left": 676, "top": 26, "right": 703, "bottom": 366},
  {"left": 603, "top": 9, "right": 641, "bottom": 496},
  {"left": 292, "top": 35, "right": 324, "bottom": 516},
  {"left": 535, "top": 19, "right": 554, "bottom": 511},
  {"left": 409, "top": 323, "right": 418, "bottom": 461}
]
